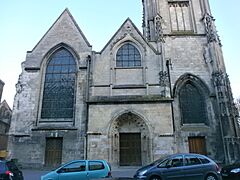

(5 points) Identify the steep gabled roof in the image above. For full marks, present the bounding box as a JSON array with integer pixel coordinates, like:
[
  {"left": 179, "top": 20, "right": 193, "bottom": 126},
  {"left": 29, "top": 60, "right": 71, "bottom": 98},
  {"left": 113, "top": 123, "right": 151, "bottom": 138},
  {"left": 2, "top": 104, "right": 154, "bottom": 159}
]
[
  {"left": 30, "top": 8, "right": 91, "bottom": 53},
  {"left": 0, "top": 79, "right": 4, "bottom": 85},
  {"left": 0, "top": 100, "right": 12, "bottom": 112},
  {"left": 100, "top": 18, "right": 158, "bottom": 54}
]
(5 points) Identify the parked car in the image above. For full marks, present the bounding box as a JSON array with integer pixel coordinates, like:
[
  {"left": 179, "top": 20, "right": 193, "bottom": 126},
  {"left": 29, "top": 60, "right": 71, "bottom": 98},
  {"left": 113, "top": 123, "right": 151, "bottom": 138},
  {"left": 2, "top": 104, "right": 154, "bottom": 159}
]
[
  {"left": 41, "top": 160, "right": 111, "bottom": 180},
  {"left": 0, "top": 160, "right": 24, "bottom": 180},
  {"left": 134, "top": 153, "right": 222, "bottom": 180},
  {"left": 221, "top": 160, "right": 240, "bottom": 180}
]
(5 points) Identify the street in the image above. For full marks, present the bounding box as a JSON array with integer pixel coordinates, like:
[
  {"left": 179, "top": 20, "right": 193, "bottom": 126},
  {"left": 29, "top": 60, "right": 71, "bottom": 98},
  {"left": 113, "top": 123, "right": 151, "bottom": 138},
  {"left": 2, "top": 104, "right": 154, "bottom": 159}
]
[{"left": 22, "top": 167, "right": 138, "bottom": 180}]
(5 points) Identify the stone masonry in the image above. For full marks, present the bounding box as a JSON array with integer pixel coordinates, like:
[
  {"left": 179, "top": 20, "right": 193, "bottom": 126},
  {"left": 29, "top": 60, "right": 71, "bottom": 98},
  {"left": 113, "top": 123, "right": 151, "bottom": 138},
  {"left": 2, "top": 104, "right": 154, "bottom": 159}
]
[{"left": 8, "top": 0, "right": 239, "bottom": 168}]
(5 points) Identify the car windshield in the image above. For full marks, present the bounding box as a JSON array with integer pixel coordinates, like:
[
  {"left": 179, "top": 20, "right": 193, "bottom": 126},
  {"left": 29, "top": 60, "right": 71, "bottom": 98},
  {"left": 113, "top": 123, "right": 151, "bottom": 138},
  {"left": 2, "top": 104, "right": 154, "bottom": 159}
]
[{"left": 150, "top": 156, "right": 170, "bottom": 166}]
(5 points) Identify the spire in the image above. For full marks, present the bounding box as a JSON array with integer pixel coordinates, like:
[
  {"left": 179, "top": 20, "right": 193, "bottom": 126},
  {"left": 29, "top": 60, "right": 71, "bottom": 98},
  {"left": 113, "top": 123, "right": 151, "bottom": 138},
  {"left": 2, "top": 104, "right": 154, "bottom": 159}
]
[{"left": 0, "top": 79, "right": 5, "bottom": 103}]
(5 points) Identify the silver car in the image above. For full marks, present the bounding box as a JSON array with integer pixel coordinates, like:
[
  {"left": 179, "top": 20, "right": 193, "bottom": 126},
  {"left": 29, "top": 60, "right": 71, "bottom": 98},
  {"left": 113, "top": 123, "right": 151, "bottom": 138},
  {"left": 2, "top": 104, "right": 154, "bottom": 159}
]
[{"left": 134, "top": 153, "right": 222, "bottom": 180}]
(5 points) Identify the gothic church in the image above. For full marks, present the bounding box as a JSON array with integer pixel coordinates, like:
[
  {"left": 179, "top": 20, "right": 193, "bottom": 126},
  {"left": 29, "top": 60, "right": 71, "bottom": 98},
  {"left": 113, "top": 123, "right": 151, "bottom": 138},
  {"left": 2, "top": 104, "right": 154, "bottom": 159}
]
[{"left": 9, "top": 0, "right": 239, "bottom": 168}]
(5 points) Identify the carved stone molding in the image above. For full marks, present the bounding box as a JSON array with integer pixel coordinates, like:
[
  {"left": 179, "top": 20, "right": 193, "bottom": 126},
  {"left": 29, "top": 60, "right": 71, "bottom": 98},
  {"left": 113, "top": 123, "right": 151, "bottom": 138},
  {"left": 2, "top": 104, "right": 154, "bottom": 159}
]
[
  {"left": 212, "top": 70, "right": 225, "bottom": 87},
  {"left": 159, "top": 71, "right": 169, "bottom": 87},
  {"left": 154, "top": 14, "right": 165, "bottom": 42},
  {"left": 203, "top": 13, "right": 222, "bottom": 46}
]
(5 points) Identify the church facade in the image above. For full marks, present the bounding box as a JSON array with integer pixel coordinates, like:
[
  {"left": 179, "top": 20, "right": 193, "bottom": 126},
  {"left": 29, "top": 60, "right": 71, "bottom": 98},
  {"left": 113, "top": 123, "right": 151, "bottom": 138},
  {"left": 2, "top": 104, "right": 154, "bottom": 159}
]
[
  {"left": 0, "top": 79, "right": 12, "bottom": 158},
  {"left": 9, "top": 0, "right": 239, "bottom": 168}
]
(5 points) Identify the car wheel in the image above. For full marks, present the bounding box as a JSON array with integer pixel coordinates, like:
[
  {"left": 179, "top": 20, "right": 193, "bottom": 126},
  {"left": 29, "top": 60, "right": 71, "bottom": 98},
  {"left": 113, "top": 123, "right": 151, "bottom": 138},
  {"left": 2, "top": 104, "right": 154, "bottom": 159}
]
[
  {"left": 205, "top": 174, "right": 217, "bottom": 180},
  {"left": 150, "top": 176, "right": 161, "bottom": 180}
]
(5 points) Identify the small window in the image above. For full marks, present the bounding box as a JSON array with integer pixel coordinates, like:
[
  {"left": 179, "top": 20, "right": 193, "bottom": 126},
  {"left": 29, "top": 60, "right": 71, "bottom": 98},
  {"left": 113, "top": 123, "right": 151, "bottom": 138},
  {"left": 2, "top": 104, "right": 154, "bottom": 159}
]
[
  {"left": 199, "top": 157, "right": 210, "bottom": 164},
  {"left": 185, "top": 155, "right": 202, "bottom": 166},
  {"left": 62, "top": 161, "right": 86, "bottom": 172},
  {"left": 116, "top": 43, "right": 141, "bottom": 67},
  {"left": 89, "top": 161, "right": 104, "bottom": 171}
]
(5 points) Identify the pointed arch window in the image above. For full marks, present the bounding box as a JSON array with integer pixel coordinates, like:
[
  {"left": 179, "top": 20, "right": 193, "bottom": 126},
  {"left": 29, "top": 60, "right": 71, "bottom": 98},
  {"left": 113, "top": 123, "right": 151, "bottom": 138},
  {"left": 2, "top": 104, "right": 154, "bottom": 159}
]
[
  {"left": 41, "top": 48, "right": 76, "bottom": 119},
  {"left": 116, "top": 43, "right": 141, "bottom": 67},
  {"left": 179, "top": 82, "right": 207, "bottom": 124}
]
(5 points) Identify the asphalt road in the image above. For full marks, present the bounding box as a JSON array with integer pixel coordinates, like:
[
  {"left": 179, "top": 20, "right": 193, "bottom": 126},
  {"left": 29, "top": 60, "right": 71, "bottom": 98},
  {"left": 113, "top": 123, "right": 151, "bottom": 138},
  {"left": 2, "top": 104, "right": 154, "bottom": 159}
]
[{"left": 22, "top": 167, "right": 138, "bottom": 180}]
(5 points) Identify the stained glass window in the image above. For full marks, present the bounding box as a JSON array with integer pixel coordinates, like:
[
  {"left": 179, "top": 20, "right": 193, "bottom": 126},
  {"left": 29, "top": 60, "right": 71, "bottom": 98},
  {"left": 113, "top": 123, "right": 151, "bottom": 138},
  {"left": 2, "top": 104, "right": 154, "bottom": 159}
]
[
  {"left": 41, "top": 48, "right": 76, "bottom": 119},
  {"left": 116, "top": 43, "right": 141, "bottom": 67},
  {"left": 179, "top": 82, "right": 207, "bottom": 124}
]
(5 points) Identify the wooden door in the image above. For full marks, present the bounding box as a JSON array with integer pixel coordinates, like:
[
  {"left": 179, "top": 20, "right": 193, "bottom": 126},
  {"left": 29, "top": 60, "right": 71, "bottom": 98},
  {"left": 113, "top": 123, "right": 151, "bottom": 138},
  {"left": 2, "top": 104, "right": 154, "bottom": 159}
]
[
  {"left": 188, "top": 137, "right": 207, "bottom": 155},
  {"left": 45, "top": 137, "right": 63, "bottom": 167},
  {"left": 120, "top": 133, "right": 141, "bottom": 166}
]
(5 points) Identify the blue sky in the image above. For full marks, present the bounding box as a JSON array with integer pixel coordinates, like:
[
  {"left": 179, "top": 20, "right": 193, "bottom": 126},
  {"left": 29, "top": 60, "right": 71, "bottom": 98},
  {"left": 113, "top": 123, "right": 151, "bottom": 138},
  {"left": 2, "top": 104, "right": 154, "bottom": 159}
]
[{"left": 0, "top": 0, "right": 239, "bottom": 107}]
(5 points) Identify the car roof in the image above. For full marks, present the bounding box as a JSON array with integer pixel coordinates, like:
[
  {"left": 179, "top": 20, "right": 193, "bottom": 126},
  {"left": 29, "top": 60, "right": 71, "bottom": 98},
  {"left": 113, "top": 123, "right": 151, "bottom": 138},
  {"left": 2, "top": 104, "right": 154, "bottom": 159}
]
[
  {"left": 68, "top": 159, "right": 107, "bottom": 162},
  {"left": 169, "top": 153, "right": 207, "bottom": 157},
  {"left": 166, "top": 153, "right": 213, "bottom": 160}
]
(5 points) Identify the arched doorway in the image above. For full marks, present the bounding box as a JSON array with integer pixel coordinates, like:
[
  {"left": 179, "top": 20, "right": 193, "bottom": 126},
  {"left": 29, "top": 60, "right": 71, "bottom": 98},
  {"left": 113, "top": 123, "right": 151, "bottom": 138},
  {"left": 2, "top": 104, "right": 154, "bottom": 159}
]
[{"left": 109, "top": 111, "right": 151, "bottom": 166}]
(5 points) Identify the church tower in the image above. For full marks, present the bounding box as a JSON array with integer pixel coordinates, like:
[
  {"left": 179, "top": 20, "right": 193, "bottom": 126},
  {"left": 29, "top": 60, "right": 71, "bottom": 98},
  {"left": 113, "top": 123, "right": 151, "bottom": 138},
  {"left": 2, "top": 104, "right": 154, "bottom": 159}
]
[
  {"left": 142, "top": 0, "right": 240, "bottom": 164},
  {"left": 142, "top": 0, "right": 212, "bottom": 41}
]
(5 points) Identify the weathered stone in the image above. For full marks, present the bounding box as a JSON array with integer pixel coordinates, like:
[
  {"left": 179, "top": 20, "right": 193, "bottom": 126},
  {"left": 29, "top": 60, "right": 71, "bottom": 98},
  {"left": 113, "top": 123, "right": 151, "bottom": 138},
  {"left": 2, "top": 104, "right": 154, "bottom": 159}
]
[{"left": 8, "top": 1, "right": 240, "bottom": 168}]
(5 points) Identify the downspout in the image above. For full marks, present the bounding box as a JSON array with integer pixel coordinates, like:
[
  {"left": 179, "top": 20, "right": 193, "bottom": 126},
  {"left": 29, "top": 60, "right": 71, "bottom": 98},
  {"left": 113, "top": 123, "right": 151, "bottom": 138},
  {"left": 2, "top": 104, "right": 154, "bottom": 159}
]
[
  {"left": 85, "top": 55, "right": 91, "bottom": 159},
  {"left": 166, "top": 59, "right": 175, "bottom": 133}
]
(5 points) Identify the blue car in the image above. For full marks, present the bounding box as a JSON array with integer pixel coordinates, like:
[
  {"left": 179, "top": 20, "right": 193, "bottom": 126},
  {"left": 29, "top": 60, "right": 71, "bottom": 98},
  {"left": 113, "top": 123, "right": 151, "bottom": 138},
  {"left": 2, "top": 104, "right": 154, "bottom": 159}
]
[
  {"left": 41, "top": 160, "right": 111, "bottom": 180},
  {"left": 134, "top": 153, "right": 222, "bottom": 180}
]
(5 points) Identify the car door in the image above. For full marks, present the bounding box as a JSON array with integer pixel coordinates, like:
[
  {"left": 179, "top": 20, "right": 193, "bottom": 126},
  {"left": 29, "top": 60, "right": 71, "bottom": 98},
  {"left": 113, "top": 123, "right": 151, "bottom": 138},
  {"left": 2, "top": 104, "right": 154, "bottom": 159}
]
[
  {"left": 161, "top": 155, "right": 185, "bottom": 180},
  {"left": 58, "top": 161, "right": 88, "bottom": 180},
  {"left": 183, "top": 155, "right": 204, "bottom": 180},
  {"left": 87, "top": 160, "right": 108, "bottom": 179}
]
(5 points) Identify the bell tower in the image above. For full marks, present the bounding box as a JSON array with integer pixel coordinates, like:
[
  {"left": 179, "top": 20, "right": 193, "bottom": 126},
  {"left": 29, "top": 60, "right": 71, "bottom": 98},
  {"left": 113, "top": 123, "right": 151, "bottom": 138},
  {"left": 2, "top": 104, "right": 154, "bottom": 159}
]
[
  {"left": 142, "top": 0, "right": 213, "bottom": 41},
  {"left": 142, "top": 0, "right": 162, "bottom": 41}
]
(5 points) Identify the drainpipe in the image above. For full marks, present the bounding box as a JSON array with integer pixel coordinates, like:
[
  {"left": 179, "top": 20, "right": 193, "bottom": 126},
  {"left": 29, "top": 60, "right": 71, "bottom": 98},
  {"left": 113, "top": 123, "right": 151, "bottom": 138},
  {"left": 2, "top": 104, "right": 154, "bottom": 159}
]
[
  {"left": 85, "top": 55, "right": 91, "bottom": 159},
  {"left": 166, "top": 59, "right": 175, "bottom": 133}
]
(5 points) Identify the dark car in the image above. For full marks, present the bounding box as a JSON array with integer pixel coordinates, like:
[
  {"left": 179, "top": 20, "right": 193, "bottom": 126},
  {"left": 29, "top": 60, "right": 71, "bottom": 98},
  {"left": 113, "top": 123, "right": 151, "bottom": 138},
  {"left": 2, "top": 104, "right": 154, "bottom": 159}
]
[
  {"left": 221, "top": 161, "right": 240, "bottom": 180},
  {"left": 134, "top": 153, "right": 222, "bottom": 180},
  {"left": 0, "top": 160, "right": 24, "bottom": 180}
]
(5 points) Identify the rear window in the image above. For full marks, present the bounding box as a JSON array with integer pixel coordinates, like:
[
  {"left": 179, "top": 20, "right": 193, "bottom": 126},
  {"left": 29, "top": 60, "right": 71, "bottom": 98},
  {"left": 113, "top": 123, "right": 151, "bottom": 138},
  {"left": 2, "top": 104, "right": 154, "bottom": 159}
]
[
  {"left": 199, "top": 157, "right": 210, "bottom": 164},
  {"left": 89, "top": 161, "right": 104, "bottom": 171},
  {"left": 185, "top": 155, "right": 202, "bottom": 166},
  {"left": 0, "top": 162, "right": 6, "bottom": 173}
]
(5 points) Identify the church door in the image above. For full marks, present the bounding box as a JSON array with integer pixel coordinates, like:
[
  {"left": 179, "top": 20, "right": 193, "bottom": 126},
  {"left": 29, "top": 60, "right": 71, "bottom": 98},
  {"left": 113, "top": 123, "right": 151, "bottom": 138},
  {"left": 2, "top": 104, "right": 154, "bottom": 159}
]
[
  {"left": 45, "top": 137, "right": 63, "bottom": 167},
  {"left": 188, "top": 137, "right": 207, "bottom": 155},
  {"left": 119, "top": 133, "right": 141, "bottom": 166}
]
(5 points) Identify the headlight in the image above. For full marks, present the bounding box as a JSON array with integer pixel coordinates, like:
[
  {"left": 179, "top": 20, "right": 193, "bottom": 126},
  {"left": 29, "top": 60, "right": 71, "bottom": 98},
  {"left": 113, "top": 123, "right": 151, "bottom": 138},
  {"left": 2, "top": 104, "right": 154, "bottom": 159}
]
[
  {"left": 230, "top": 168, "right": 240, "bottom": 173},
  {"left": 138, "top": 170, "right": 148, "bottom": 176}
]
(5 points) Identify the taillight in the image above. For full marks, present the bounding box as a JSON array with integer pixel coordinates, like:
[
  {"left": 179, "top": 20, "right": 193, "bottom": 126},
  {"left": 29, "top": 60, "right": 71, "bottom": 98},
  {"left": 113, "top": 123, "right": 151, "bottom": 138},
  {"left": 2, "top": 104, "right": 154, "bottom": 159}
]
[
  {"left": 215, "top": 164, "right": 221, "bottom": 173},
  {"left": 107, "top": 171, "right": 112, "bottom": 177},
  {"left": 5, "top": 170, "right": 13, "bottom": 176}
]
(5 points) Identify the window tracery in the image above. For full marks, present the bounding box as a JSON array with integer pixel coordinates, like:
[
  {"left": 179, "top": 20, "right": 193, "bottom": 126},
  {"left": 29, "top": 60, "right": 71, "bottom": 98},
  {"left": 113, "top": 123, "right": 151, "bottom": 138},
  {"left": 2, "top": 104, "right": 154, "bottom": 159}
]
[
  {"left": 41, "top": 48, "right": 76, "bottom": 119},
  {"left": 179, "top": 82, "right": 207, "bottom": 124},
  {"left": 116, "top": 43, "right": 141, "bottom": 67}
]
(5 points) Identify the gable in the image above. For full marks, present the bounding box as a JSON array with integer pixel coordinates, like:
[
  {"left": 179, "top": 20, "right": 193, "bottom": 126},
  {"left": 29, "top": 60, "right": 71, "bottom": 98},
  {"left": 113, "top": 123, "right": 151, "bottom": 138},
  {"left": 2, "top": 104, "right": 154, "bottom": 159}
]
[
  {"left": 100, "top": 18, "right": 158, "bottom": 55},
  {"left": 25, "top": 9, "right": 92, "bottom": 68},
  {"left": 0, "top": 100, "right": 12, "bottom": 124}
]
